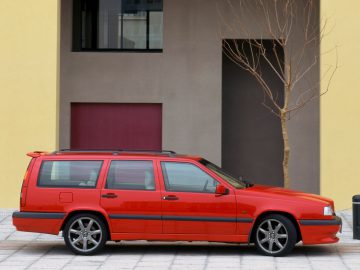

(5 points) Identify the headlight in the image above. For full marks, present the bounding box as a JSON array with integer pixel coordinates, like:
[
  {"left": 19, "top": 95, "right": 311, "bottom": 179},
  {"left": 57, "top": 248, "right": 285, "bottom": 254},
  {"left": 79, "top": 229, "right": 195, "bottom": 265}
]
[{"left": 324, "top": 205, "right": 334, "bottom": 216}]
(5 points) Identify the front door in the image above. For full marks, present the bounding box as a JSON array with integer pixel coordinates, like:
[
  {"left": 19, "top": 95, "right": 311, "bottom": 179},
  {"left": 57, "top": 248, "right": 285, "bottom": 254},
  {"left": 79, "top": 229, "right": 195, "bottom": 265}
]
[
  {"left": 100, "top": 159, "right": 162, "bottom": 233},
  {"left": 159, "top": 161, "right": 237, "bottom": 235}
]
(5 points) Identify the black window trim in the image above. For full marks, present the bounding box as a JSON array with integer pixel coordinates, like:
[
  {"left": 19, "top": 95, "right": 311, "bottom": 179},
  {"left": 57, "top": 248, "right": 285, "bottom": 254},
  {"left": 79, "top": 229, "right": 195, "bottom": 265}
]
[
  {"left": 37, "top": 160, "right": 104, "bottom": 189},
  {"left": 160, "top": 161, "right": 220, "bottom": 194},
  {"left": 72, "top": 0, "right": 163, "bottom": 52},
  {"left": 104, "top": 159, "right": 156, "bottom": 191},
  {"left": 73, "top": 48, "right": 163, "bottom": 53}
]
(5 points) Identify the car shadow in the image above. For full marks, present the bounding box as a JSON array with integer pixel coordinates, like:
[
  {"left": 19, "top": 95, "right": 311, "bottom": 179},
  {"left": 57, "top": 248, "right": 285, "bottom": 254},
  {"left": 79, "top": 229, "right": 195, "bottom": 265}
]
[{"left": 19, "top": 241, "right": 343, "bottom": 258}]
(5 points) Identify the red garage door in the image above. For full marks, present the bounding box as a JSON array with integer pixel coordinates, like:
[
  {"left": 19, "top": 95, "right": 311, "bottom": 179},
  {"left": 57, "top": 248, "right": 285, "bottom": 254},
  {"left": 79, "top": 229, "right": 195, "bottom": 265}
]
[{"left": 71, "top": 103, "right": 162, "bottom": 150}]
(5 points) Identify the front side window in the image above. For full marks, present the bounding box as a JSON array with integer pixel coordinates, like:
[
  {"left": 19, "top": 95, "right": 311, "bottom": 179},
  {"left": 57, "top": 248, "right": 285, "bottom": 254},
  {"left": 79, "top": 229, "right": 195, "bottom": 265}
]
[
  {"left": 106, "top": 160, "right": 155, "bottom": 190},
  {"left": 38, "top": 161, "right": 103, "bottom": 188},
  {"left": 199, "top": 159, "right": 246, "bottom": 189},
  {"left": 161, "top": 162, "right": 219, "bottom": 193},
  {"left": 73, "top": 0, "right": 163, "bottom": 51}
]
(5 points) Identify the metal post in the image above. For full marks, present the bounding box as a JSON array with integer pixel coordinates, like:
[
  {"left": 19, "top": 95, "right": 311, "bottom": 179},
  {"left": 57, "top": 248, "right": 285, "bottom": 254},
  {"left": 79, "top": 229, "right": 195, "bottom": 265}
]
[{"left": 353, "top": 195, "right": 360, "bottom": 240}]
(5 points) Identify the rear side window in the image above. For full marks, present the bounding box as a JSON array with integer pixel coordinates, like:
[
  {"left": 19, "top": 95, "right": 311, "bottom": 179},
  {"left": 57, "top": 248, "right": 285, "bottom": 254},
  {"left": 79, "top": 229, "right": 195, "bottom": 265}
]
[
  {"left": 38, "top": 161, "right": 103, "bottom": 188},
  {"left": 106, "top": 160, "right": 155, "bottom": 190}
]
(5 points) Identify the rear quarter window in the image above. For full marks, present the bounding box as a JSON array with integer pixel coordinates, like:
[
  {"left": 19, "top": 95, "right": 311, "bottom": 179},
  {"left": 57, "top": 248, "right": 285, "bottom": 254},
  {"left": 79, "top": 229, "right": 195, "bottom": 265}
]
[{"left": 37, "top": 160, "right": 103, "bottom": 188}]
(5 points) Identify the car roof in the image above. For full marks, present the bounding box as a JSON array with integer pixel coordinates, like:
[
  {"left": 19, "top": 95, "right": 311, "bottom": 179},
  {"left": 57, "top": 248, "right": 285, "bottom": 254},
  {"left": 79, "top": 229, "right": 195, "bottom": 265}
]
[{"left": 27, "top": 150, "right": 202, "bottom": 161}]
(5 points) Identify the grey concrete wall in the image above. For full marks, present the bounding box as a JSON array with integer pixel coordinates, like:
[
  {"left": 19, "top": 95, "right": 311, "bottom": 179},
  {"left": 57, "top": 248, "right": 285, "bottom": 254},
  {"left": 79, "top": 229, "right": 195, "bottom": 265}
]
[
  {"left": 60, "top": 0, "right": 320, "bottom": 193},
  {"left": 60, "top": 0, "right": 222, "bottom": 165}
]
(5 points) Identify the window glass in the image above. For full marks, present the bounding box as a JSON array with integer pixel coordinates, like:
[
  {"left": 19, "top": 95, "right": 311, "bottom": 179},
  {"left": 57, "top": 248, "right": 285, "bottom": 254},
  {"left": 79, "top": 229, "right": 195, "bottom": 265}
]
[
  {"left": 74, "top": 0, "right": 163, "bottom": 51},
  {"left": 149, "top": 11, "right": 163, "bottom": 49},
  {"left": 199, "top": 159, "right": 246, "bottom": 189},
  {"left": 38, "top": 161, "right": 102, "bottom": 188},
  {"left": 161, "top": 162, "right": 219, "bottom": 193},
  {"left": 123, "top": 11, "right": 147, "bottom": 49},
  {"left": 98, "top": 0, "right": 123, "bottom": 49},
  {"left": 106, "top": 160, "right": 155, "bottom": 190}
]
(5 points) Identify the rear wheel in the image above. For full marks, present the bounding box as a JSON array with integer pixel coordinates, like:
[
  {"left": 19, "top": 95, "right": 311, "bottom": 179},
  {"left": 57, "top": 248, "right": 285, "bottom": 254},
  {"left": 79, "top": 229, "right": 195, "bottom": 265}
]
[
  {"left": 254, "top": 214, "right": 297, "bottom": 256},
  {"left": 63, "top": 213, "right": 107, "bottom": 255}
]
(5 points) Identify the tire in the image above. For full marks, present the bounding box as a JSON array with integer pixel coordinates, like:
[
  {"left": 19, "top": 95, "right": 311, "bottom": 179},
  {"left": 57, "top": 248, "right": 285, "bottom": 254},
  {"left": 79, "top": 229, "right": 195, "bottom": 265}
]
[
  {"left": 63, "top": 213, "right": 108, "bottom": 255},
  {"left": 254, "top": 214, "right": 297, "bottom": 257}
]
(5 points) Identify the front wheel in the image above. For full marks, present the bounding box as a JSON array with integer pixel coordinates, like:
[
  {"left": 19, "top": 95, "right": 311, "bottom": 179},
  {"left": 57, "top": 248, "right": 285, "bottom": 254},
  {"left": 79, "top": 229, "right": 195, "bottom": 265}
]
[
  {"left": 254, "top": 214, "right": 297, "bottom": 256},
  {"left": 63, "top": 213, "right": 107, "bottom": 255}
]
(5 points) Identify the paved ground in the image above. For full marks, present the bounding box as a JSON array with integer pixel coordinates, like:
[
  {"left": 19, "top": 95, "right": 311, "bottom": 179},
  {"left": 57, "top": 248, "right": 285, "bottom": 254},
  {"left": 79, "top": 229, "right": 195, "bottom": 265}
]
[{"left": 0, "top": 209, "right": 359, "bottom": 270}]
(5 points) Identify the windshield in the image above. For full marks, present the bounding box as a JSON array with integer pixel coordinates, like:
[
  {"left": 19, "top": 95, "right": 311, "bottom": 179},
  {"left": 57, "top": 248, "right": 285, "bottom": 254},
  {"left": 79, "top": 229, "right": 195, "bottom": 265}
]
[{"left": 199, "top": 159, "right": 247, "bottom": 189}]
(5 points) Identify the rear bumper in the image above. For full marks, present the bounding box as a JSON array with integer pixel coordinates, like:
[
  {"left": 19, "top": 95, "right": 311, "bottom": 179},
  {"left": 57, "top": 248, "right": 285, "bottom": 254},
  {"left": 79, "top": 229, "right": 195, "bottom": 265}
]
[
  {"left": 12, "top": 211, "right": 65, "bottom": 235},
  {"left": 299, "top": 216, "right": 342, "bottom": 244}
]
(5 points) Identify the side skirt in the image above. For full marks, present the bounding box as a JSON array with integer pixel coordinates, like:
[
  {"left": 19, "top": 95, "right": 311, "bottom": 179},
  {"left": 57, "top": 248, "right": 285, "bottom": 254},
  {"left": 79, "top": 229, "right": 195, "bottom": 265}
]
[{"left": 110, "top": 233, "right": 248, "bottom": 243}]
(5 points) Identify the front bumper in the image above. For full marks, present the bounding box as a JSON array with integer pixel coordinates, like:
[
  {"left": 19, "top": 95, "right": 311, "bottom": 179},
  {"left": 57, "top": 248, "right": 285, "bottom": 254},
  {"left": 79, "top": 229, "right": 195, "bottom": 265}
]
[{"left": 299, "top": 215, "right": 342, "bottom": 245}]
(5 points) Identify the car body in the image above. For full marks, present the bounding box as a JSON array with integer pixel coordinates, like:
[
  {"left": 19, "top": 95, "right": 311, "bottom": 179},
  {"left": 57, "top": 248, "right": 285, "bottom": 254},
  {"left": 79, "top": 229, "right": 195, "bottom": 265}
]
[{"left": 13, "top": 150, "right": 342, "bottom": 256}]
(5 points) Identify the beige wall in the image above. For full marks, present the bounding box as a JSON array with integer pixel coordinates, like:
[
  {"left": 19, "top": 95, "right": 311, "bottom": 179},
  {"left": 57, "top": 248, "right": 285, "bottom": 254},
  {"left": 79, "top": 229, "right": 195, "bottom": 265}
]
[
  {"left": 321, "top": 0, "right": 360, "bottom": 210},
  {"left": 1, "top": 0, "right": 357, "bottom": 210},
  {"left": 0, "top": 0, "right": 60, "bottom": 208}
]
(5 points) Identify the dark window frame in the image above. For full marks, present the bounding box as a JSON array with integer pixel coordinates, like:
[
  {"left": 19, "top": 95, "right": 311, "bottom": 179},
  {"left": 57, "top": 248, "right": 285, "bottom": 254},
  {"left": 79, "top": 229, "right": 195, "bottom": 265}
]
[
  {"left": 105, "top": 160, "right": 156, "bottom": 191},
  {"left": 37, "top": 160, "right": 104, "bottom": 189},
  {"left": 72, "top": 0, "right": 163, "bottom": 52},
  {"left": 160, "top": 161, "right": 220, "bottom": 194}
]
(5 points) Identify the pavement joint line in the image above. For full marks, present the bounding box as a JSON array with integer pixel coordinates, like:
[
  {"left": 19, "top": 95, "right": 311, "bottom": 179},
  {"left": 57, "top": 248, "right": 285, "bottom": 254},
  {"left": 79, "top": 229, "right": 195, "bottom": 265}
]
[
  {"left": 239, "top": 252, "right": 243, "bottom": 268},
  {"left": 202, "top": 249, "right": 209, "bottom": 270},
  {"left": 103, "top": 254, "right": 111, "bottom": 269},
  {"left": 4, "top": 229, "right": 17, "bottom": 241},
  {"left": 335, "top": 245, "right": 351, "bottom": 270},
  {"left": 1, "top": 241, "right": 31, "bottom": 268},
  {"left": 24, "top": 245, "right": 53, "bottom": 270},
  {"left": 306, "top": 247, "right": 315, "bottom": 270},
  {"left": 95, "top": 254, "right": 109, "bottom": 270},
  {"left": 0, "top": 240, "right": 27, "bottom": 264},
  {"left": 0, "top": 214, "right": 9, "bottom": 224},
  {"left": 59, "top": 251, "right": 76, "bottom": 270},
  {"left": 132, "top": 247, "right": 146, "bottom": 270},
  {"left": 167, "top": 248, "right": 177, "bottom": 270}
]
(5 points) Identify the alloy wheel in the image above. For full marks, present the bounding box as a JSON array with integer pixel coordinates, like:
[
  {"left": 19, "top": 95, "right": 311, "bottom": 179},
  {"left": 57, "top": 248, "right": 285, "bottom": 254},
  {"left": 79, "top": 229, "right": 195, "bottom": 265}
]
[
  {"left": 67, "top": 217, "right": 103, "bottom": 253},
  {"left": 256, "top": 218, "right": 288, "bottom": 255}
]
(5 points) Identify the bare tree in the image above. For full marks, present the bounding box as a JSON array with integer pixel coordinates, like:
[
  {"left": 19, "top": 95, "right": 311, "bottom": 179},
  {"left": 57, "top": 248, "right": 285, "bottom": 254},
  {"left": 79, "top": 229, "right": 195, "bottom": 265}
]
[{"left": 219, "top": 0, "right": 337, "bottom": 188}]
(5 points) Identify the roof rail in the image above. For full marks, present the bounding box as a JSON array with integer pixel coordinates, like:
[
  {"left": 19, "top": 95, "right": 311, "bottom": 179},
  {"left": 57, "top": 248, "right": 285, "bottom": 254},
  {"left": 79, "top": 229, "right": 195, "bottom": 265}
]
[
  {"left": 120, "top": 149, "right": 177, "bottom": 155},
  {"left": 53, "top": 149, "right": 177, "bottom": 156}
]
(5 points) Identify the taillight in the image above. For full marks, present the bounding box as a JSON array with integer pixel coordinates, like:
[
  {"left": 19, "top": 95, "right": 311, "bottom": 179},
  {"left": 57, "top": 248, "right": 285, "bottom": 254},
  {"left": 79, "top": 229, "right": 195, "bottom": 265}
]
[
  {"left": 20, "top": 183, "right": 27, "bottom": 207},
  {"left": 20, "top": 158, "right": 34, "bottom": 208}
]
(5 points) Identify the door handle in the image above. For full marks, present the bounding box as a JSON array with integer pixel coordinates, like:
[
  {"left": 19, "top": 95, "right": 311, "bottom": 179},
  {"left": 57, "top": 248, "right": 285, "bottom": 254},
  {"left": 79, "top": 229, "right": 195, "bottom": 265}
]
[
  {"left": 102, "top": 193, "right": 118, "bottom": 199},
  {"left": 163, "top": 195, "right": 179, "bottom": 201}
]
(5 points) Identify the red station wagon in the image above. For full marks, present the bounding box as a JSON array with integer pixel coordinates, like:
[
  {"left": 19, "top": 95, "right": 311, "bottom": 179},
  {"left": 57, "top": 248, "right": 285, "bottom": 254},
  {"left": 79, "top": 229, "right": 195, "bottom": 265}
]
[{"left": 13, "top": 150, "right": 342, "bottom": 256}]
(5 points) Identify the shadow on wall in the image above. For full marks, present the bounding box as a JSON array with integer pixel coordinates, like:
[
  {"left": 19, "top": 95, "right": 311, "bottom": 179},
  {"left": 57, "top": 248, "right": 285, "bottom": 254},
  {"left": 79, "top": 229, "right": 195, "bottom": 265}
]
[{"left": 222, "top": 39, "right": 284, "bottom": 187}]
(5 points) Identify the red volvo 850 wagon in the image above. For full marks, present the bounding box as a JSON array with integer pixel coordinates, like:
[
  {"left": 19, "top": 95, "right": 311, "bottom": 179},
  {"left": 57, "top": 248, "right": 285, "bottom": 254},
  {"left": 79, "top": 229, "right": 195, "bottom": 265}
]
[{"left": 13, "top": 150, "right": 341, "bottom": 256}]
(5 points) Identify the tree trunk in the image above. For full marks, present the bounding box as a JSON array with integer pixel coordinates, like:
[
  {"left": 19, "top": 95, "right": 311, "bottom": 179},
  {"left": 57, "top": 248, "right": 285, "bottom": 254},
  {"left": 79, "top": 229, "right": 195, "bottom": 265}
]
[{"left": 280, "top": 112, "right": 290, "bottom": 188}]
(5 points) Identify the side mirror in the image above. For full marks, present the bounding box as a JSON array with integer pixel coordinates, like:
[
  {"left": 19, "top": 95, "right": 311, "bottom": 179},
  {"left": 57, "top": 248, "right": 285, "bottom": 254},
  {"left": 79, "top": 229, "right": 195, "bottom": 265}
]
[{"left": 215, "top": 185, "right": 228, "bottom": 196}]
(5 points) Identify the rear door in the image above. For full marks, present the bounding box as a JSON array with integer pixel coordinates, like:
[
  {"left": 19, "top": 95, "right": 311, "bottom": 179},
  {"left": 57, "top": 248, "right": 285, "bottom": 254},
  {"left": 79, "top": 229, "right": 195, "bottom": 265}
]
[
  {"left": 100, "top": 159, "right": 162, "bottom": 233},
  {"left": 158, "top": 160, "right": 237, "bottom": 235}
]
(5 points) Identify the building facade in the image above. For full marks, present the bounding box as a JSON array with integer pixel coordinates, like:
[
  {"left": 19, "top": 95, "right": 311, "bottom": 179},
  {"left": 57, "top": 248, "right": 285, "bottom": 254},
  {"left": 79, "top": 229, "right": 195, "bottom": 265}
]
[{"left": 1, "top": 0, "right": 359, "bottom": 210}]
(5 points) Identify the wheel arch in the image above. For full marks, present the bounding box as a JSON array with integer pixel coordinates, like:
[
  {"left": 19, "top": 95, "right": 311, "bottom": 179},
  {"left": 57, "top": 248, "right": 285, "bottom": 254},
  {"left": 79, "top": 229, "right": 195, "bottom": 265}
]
[
  {"left": 60, "top": 209, "right": 111, "bottom": 240},
  {"left": 248, "top": 211, "right": 302, "bottom": 243}
]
